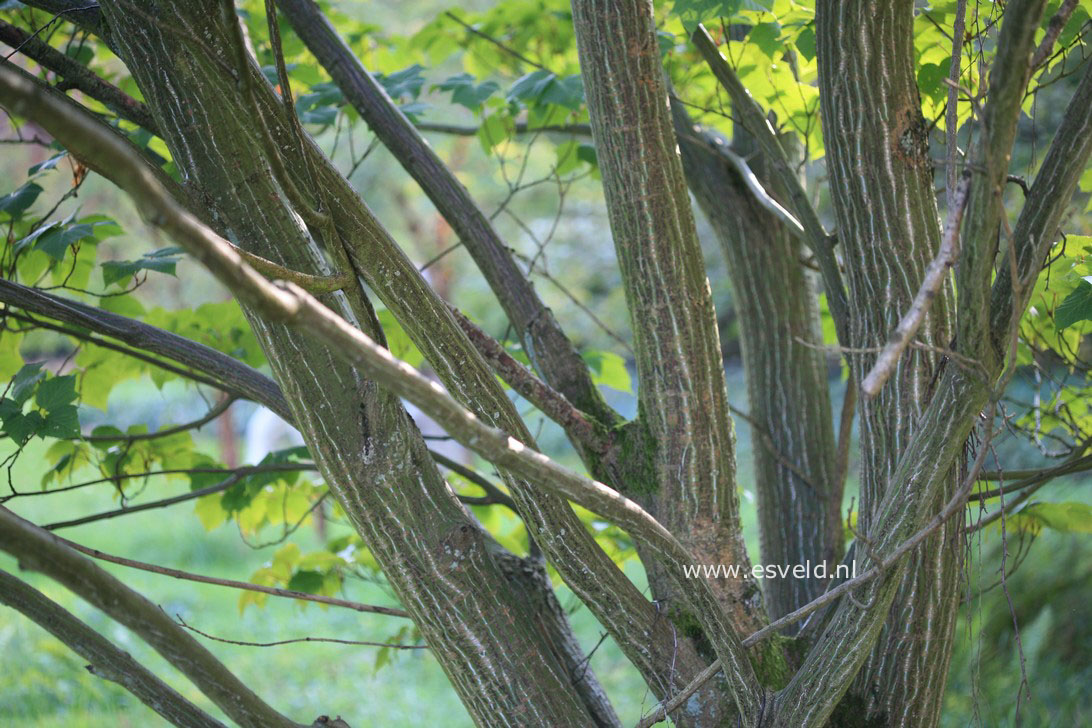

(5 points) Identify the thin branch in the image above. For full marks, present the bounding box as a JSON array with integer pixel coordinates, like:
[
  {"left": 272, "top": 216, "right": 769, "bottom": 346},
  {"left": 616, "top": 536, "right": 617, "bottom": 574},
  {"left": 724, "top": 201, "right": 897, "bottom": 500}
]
[
  {"left": 0, "top": 59, "right": 177, "bottom": 187},
  {"left": 442, "top": 10, "right": 547, "bottom": 71},
  {"left": 176, "top": 614, "right": 425, "bottom": 650},
  {"left": 429, "top": 448, "right": 518, "bottom": 512},
  {"left": 43, "top": 465, "right": 266, "bottom": 530},
  {"left": 1031, "top": 0, "right": 1079, "bottom": 69},
  {"left": 448, "top": 305, "right": 608, "bottom": 455},
  {"left": 0, "top": 569, "right": 226, "bottom": 728},
  {"left": 2, "top": 463, "right": 314, "bottom": 503},
  {"left": 0, "top": 17, "right": 158, "bottom": 133},
  {"left": 81, "top": 395, "right": 237, "bottom": 443},
  {"left": 692, "top": 23, "right": 849, "bottom": 345},
  {"left": 47, "top": 529, "right": 410, "bottom": 618},
  {"left": 861, "top": 170, "right": 972, "bottom": 398},
  {"left": 415, "top": 120, "right": 592, "bottom": 137},
  {"left": 969, "top": 449, "right": 1092, "bottom": 526},
  {"left": 675, "top": 124, "right": 805, "bottom": 235},
  {"left": 1, "top": 282, "right": 522, "bottom": 514},
  {"left": 0, "top": 278, "right": 293, "bottom": 421},
  {"left": 16, "top": 2, "right": 106, "bottom": 40},
  {"left": 0, "top": 506, "right": 300, "bottom": 728},
  {"left": 3, "top": 308, "right": 233, "bottom": 394},
  {"left": 977, "top": 452, "right": 1092, "bottom": 483},
  {"left": 0, "top": 3, "right": 100, "bottom": 60}
]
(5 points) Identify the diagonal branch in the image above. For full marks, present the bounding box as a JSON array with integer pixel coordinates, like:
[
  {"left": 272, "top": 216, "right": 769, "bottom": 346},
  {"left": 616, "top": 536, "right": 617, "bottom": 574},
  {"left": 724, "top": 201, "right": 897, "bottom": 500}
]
[
  {"left": 231, "top": 245, "right": 352, "bottom": 294},
  {"left": 0, "top": 506, "right": 300, "bottom": 728},
  {"left": 53, "top": 531, "right": 410, "bottom": 617},
  {"left": 674, "top": 121, "right": 805, "bottom": 235},
  {"left": 0, "top": 569, "right": 226, "bottom": 728},
  {"left": 175, "top": 615, "right": 424, "bottom": 650},
  {"left": 428, "top": 448, "right": 519, "bottom": 512},
  {"left": 275, "top": 0, "right": 616, "bottom": 431},
  {"left": 448, "top": 305, "right": 609, "bottom": 455},
  {"left": 0, "top": 17, "right": 158, "bottom": 133},
  {"left": 1031, "top": 0, "right": 1079, "bottom": 70},
  {"left": 692, "top": 24, "right": 848, "bottom": 344},
  {"left": 989, "top": 55, "right": 1092, "bottom": 342},
  {"left": 43, "top": 465, "right": 278, "bottom": 530},
  {"left": 0, "top": 58, "right": 174, "bottom": 185},
  {"left": 861, "top": 170, "right": 972, "bottom": 397},
  {"left": 81, "top": 395, "right": 236, "bottom": 443},
  {"left": 4, "top": 308, "right": 239, "bottom": 394},
  {"left": 442, "top": 10, "right": 548, "bottom": 71},
  {"left": 0, "top": 277, "right": 293, "bottom": 420}
]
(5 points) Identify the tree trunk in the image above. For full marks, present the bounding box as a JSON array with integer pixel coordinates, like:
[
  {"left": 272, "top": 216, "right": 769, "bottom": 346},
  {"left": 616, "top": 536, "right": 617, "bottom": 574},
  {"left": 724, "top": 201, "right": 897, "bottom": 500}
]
[
  {"left": 815, "top": 2, "right": 971, "bottom": 723},
  {"left": 674, "top": 101, "right": 843, "bottom": 626}
]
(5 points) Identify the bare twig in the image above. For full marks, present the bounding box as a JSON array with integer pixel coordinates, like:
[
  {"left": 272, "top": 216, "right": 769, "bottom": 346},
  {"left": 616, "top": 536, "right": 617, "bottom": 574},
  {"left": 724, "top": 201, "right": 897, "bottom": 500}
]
[
  {"left": 1, "top": 463, "right": 313, "bottom": 503},
  {"left": 443, "top": 11, "right": 547, "bottom": 71},
  {"left": 81, "top": 396, "right": 237, "bottom": 443},
  {"left": 676, "top": 126, "right": 805, "bottom": 235},
  {"left": 429, "top": 448, "right": 519, "bottom": 512},
  {"left": 49, "top": 530, "right": 410, "bottom": 618},
  {"left": 176, "top": 614, "right": 425, "bottom": 650},
  {"left": 43, "top": 464, "right": 275, "bottom": 530},
  {"left": 1, "top": 3, "right": 100, "bottom": 61},
  {"left": 969, "top": 450, "right": 1092, "bottom": 530},
  {"left": 861, "top": 170, "right": 972, "bottom": 398},
  {"left": 415, "top": 120, "right": 592, "bottom": 137}
]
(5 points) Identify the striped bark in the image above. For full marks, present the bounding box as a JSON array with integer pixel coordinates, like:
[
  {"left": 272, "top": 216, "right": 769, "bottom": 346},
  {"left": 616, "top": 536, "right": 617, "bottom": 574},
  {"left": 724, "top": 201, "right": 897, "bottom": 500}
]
[
  {"left": 673, "top": 102, "right": 843, "bottom": 626},
  {"left": 813, "top": 2, "right": 1043, "bottom": 724},
  {"left": 570, "top": 0, "right": 763, "bottom": 636}
]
